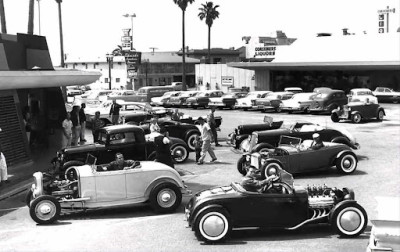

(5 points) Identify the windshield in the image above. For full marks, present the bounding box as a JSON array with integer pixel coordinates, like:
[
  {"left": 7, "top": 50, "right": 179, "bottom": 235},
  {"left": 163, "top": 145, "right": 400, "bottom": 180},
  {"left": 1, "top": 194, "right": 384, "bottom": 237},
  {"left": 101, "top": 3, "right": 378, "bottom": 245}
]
[
  {"left": 315, "top": 93, "right": 329, "bottom": 99},
  {"left": 291, "top": 93, "right": 314, "bottom": 101}
]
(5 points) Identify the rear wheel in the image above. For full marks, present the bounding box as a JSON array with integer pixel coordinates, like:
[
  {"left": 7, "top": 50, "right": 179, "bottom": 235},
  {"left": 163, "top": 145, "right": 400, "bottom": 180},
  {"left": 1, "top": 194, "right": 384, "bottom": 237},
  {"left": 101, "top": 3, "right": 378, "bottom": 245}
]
[
  {"left": 29, "top": 195, "right": 61, "bottom": 224},
  {"left": 275, "top": 107, "right": 282, "bottom": 113},
  {"left": 351, "top": 113, "right": 362, "bottom": 123},
  {"left": 336, "top": 153, "right": 357, "bottom": 174},
  {"left": 377, "top": 110, "right": 384, "bottom": 121},
  {"left": 331, "top": 202, "right": 367, "bottom": 237},
  {"left": 331, "top": 113, "right": 339, "bottom": 122},
  {"left": 260, "top": 161, "right": 283, "bottom": 179},
  {"left": 171, "top": 144, "right": 188, "bottom": 163},
  {"left": 194, "top": 208, "right": 231, "bottom": 243},
  {"left": 149, "top": 183, "right": 182, "bottom": 213},
  {"left": 186, "top": 132, "right": 200, "bottom": 151}
]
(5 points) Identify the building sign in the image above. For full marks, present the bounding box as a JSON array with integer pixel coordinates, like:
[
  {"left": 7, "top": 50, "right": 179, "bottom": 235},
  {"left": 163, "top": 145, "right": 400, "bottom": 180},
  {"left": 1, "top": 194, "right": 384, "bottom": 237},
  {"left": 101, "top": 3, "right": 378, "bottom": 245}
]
[
  {"left": 246, "top": 44, "right": 285, "bottom": 59},
  {"left": 378, "top": 6, "right": 396, "bottom": 33},
  {"left": 221, "top": 76, "right": 234, "bottom": 86},
  {"left": 121, "top": 28, "right": 132, "bottom": 51},
  {"left": 124, "top": 51, "right": 141, "bottom": 67}
]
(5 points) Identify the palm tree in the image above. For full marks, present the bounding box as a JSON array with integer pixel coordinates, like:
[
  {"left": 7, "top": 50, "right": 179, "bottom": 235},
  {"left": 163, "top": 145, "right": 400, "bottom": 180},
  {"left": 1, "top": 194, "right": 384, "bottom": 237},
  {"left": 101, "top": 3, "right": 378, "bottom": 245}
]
[
  {"left": 173, "top": 0, "right": 195, "bottom": 91},
  {"left": 198, "top": 2, "right": 219, "bottom": 64},
  {"left": 0, "top": 0, "right": 7, "bottom": 33}
]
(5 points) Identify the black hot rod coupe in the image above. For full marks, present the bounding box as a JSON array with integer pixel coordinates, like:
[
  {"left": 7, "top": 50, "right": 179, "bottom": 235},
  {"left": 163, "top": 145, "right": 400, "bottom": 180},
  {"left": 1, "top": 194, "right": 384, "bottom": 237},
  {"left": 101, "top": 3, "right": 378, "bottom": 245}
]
[{"left": 185, "top": 166, "right": 368, "bottom": 243}]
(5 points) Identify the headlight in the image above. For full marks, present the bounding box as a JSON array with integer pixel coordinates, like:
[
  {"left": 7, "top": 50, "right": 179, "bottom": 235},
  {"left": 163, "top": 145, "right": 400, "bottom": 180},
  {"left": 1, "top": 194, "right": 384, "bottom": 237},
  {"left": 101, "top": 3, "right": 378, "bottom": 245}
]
[{"left": 261, "top": 159, "right": 266, "bottom": 166}]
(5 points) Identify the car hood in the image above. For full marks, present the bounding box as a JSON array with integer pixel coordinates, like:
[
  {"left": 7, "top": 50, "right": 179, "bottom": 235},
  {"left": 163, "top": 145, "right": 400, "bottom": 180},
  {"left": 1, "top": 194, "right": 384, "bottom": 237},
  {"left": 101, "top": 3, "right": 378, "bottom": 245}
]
[
  {"left": 63, "top": 143, "right": 105, "bottom": 154},
  {"left": 193, "top": 185, "right": 238, "bottom": 202}
]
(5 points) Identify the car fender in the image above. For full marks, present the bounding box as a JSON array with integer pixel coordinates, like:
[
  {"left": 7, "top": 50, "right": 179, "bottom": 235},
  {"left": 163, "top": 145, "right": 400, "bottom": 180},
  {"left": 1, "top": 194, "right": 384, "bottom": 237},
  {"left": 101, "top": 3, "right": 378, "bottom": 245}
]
[
  {"left": 184, "top": 129, "right": 200, "bottom": 140},
  {"left": 236, "top": 134, "right": 250, "bottom": 148},
  {"left": 330, "top": 136, "right": 350, "bottom": 146},
  {"left": 191, "top": 204, "right": 226, "bottom": 229},
  {"left": 331, "top": 108, "right": 340, "bottom": 114},
  {"left": 328, "top": 200, "right": 357, "bottom": 222},
  {"left": 264, "top": 158, "right": 284, "bottom": 168},
  {"left": 378, "top": 108, "right": 386, "bottom": 115},
  {"left": 144, "top": 177, "right": 183, "bottom": 199},
  {"left": 251, "top": 143, "right": 274, "bottom": 153},
  {"left": 350, "top": 111, "right": 361, "bottom": 116},
  {"left": 333, "top": 150, "right": 358, "bottom": 165}
]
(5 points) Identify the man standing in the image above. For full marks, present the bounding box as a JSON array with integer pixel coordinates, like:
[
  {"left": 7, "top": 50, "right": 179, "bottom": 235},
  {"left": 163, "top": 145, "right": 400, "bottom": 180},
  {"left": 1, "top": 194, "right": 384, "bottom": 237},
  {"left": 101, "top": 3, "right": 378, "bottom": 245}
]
[
  {"left": 197, "top": 117, "right": 217, "bottom": 165},
  {"left": 207, "top": 107, "right": 221, "bottom": 146},
  {"left": 154, "top": 128, "right": 174, "bottom": 168},
  {"left": 70, "top": 105, "right": 81, "bottom": 146},
  {"left": 62, "top": 112, "right": 73, "bottom": 148},
  {"left": 109, "top": 99, "right": 122, "bottom": 125},
  {"left": 79, "top": 103, "right": 87, "bottom": 143},
  {"left": 91, "top": 111, "right": 102, "bottom": 143}
]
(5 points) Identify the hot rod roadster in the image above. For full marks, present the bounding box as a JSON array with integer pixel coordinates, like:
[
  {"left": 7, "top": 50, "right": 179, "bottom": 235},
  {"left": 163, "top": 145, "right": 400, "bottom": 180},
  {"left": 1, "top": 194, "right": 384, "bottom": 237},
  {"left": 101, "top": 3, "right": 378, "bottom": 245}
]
[
  {"left": 27, "top": 157, "right": 191, "bottom": 224},
  {"left": 185, "top": 165, "right": 368, "bottom": 243}
]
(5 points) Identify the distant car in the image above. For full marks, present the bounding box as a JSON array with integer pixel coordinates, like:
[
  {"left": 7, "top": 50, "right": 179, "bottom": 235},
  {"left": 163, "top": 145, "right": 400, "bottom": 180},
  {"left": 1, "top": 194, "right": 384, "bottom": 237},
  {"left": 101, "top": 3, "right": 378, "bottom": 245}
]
[
  {"left": 179, "top": 114, "right": 222, "bottom": 129},
  {"left": 313, "top": 87, "right": 332, "bottom": 93},
  {"left": 280, "top": 92, "right": 316, "bottom": 113},
  {"left": 348, "top": 88, "right": 378, "bottom": 104},
  {"left": 185, "top": 165, "right": 367, "bottom": 243},
  {"left": 227, "top": 116, "right": 284, "bottom": 149},
  {"left": 309, "top": 89, "right": 348, "bottom": 113},
  {"left": 253, "top": 92, "right": 294, "bottom": 112},
  {"left": 150, "top": 91, "right": 181, "bottom": 107},
  {"left": 331, "top": 101, "right": 385, "bottom": 123},
  {"left": 168, "top": 91, "right": 199, "bottom": 107},
  {"left": 238, "top": 121, "right": 360, "bottom": 153},
  {"left": 235, "top": 91, "right": 272, "bottom": 110},
  {"left": 51, "top": 124, "right": 190, "bottom": 177},
  {"left": 186, "top": 90, "right": 224, "bottom": 109},
  {"left": 208, "top": 92, "right": 247, "bottom": 109},
  {"left": 373, "top": 87, "right": 400, "bottom": 103},
  {"left": 107, "top": 90, "right": 137, "bottom": 102},
  {"left": 76, "top": 90, "right": 113, "bottom": 105},
  {"left": 238, "top": 136, "right": 358, "bottom": 176},
  {"left": 170, "top": 82, "right": 183, "bottom": 91},
  {"left": 85, "top": 100, "right": 169, "bottom": 128},
  {"left": 284, "top": 87, "right": 303, "bottom": 93},
  {"left": 66, "top": 86, "right": 83, "bottom": 97},
  {"left": 27, "top": 158, "right": 191, "bottom": 224}
]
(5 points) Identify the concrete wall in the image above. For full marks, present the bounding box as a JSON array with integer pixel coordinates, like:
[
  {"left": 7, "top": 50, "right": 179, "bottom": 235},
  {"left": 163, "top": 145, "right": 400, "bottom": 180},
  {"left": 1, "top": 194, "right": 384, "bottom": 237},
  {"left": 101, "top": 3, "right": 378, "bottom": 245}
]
[{"left": 195, "top": 64, "right": 255, "bottom": 92}]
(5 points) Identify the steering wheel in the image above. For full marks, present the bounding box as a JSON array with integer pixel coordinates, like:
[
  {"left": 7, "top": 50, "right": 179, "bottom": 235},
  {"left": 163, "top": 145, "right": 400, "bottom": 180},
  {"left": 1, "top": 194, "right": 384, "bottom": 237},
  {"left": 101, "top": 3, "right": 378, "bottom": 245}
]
[{"left": 261, "top": 174, "right": 280, "bottom": 193}]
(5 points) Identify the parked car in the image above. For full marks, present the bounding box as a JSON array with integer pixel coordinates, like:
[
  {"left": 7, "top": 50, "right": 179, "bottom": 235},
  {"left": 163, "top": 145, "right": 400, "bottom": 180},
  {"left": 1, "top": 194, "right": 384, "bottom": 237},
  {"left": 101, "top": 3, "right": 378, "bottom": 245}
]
[
  {"left": 313, "top": 87, "right": 332, "bottom": 93},
  {"left": 150, "top": 91, "right": 181, "bottom": 107},
  {"left": 27, "top": 158, "right": 191, "bottom": 224},
  {"left": 85, "top": 100, "right": 170, "bottom": 128},
  {"left": 76, "top": 90, "right": 113, "bottom": 105},
  {"left": 348, "top": 88, "right": 378, "bottom": 104},
  {"left": 253, "top": 92, "right": 294, "bottom": 112},
  {"left": 284, "top": 87, "right": 303, "bottom": 93},
  {"left": 179, "top": 114, "right": 222, "bottom": 129},
  {"left": 186, "top": 90, "right": 224, "bottom": 109},
  {"left": 51, "top": 124, "right": 189, "bottom": 177},
  {"left": 169, "top": 82, "right": 183, "bottom": 91},
  {"left": 373, "top": 87, "right": 400, "bottom": 103},
  {"left": 235, "top": 91, "right": 272, "bottom": 110},
  {"left": 185, "top": 166, "right": 367, "bottom": 243},
  {"left": 135, "top": 86, "right": 175, "bottom": 103},
  {"left": 309, "top": 89, "right": 348, "bottom": 114},
  {"left": 139, "top": 118, "right": 200, "bottom": 151},
  {"left": 168, "top": 91, "right": 199, "bottom": 107},
  {"left": 238, "top": 136, "right": 358, "bottom": 176},
  {"left": 331, "top": 101, "right": 385, "bottom": 123},
  {"left": 208, "top": 92, "right": 247, "bottom": 109},
  {"left": 107, "top": 90, "right": 137, "bottom": 102},
  {"left": 280, "top": 92, "right": 316, "bottom": 113},
  {"left": 227, "top": 116, "right": 284, "bottom": 149},
  {"left": 66, "top": 86, "right": 83, "bottom": 97},
  {"left": 238, "top": 121, "right": 360, "bottom": 153}
]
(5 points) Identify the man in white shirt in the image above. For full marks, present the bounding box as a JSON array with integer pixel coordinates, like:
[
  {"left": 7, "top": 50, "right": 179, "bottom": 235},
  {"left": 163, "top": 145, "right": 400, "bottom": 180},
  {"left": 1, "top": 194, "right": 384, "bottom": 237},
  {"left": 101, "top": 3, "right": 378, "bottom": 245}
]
[
  {"left": 62, "top": 112, "right": 73, "bottom": 148},
  {"left": 197, "top": 117, "right": 217, "bottom": 165}
]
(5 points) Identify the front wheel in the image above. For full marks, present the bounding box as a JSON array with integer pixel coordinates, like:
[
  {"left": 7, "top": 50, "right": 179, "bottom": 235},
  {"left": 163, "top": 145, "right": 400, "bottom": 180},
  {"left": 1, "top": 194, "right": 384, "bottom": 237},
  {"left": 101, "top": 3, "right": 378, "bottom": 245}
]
[
  {"left": 29, "top": 195, "right": 61, "bottom": 224},
  {"left": 149, "top": 183, "right": 182, "bottom": 213},
  {"left": 376, "top": 110, "right": 384, "bottom": 121},
  {"left": 171, "top": 144, "right": 188, "bottom": 163},
  {"left": 331, "top": 202, "right": 367, "bottom": 237},
  {"left": 351, "top": 113, "right": 362, "bottom": 123},
  {"left": 336, "top": 153, "right": 357, "bottom": 174},
  {"left": 237, "top": 156, "right": 247, "bottom": 176},
  {"left": 194, "top": 208, "right": 231, "bottom": 243},
  {"left": 260, "top": 161, "right": 283, "bottom": 179},
  {"left": 331, "top": 113, "right": 340, "bottom": 122}
]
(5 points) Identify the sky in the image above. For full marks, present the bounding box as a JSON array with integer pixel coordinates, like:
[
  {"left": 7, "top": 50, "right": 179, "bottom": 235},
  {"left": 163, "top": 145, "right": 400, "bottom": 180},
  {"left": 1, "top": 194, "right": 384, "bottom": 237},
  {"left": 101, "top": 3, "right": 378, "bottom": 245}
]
[{"left": 2, "top": 0, "right": 400, "bottom": 66}]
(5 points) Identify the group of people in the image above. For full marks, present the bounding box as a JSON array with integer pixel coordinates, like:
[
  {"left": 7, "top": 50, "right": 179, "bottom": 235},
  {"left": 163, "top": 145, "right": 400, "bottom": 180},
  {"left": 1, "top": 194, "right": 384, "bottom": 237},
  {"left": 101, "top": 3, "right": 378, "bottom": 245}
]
[{"left": 62, "top": 103, "right": 87, "bottom": 148}]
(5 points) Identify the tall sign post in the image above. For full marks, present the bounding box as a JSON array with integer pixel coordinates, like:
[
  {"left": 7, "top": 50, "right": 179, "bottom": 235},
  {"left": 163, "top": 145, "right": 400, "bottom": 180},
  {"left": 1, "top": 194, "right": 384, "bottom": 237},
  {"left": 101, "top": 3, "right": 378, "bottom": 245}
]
[
  {"left": 121, "top": 28, "right": 141, "bottom": 90},
  {"left": 378, "top": 6, "right": 396, "bottom": 33}
]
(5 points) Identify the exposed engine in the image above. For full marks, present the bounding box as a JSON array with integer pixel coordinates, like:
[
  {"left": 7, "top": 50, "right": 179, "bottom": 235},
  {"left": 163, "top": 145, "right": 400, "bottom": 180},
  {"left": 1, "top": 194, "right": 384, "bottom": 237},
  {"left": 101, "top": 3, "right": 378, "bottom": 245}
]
[
  {"left": 45, "top": 179, "right": 79, "bottom": 200},
  {"left": 307, "top": 184, "right": 354, "bottom": 209}
]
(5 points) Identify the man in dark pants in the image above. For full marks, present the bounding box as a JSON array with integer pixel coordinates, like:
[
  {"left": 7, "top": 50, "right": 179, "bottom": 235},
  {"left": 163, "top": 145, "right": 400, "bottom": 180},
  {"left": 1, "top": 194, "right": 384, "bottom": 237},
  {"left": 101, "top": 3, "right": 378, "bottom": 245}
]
[
  {"left": 79, "top": 103, "right": 87, "bottom": 142},
  {"left": 70, "top": 105, "right": 81, "bottom": 146},
  {"left": 154, "top": 128, "right": 174, "bottom": 168},
  {"left": 207, "top": 107, "right": 221, "bottom": 146},
  {"left": 109, "top": 99, "right": 122, "bottom": 125}
]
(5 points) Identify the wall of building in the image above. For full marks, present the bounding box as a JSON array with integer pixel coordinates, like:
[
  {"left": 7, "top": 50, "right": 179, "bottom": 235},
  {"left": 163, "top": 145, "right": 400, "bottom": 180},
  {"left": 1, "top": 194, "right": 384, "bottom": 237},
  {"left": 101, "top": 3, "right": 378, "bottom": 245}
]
[
  {"left": 195, "top": 64, "right": 255, "bottom": 92},
  {"left": 254, "top": 70, "right": 271, "bottom": 91}
]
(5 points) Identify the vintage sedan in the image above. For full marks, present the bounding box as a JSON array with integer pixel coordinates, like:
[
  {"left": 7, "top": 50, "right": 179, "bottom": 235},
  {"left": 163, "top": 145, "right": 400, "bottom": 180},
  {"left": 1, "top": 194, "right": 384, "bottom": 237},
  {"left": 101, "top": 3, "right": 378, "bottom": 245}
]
[
  {"left": 235, "top": 91, "right": 271, "bottom": 110},
  {"left": 348, "top": 88, "right": 378, "bottom": 104},
  {"left": 150, "top": 91, "right": 181, "bottom": 107},
  {"left": 51, "top": 125, "right": 189, "bottom": 177},
  {"left": 373, "top": 87, "right": 400, "bottom": 103},
  {"left": 309, "top": 90, "right": 348, "bottom": 114},
  {"left": 168, "top": 91, "right": 199, "bottom": 107},
  {"left": 253, "top": 92, "right": 294, "bottom": 112},
  {"left": 237, "top": 136, "right": 358, "bottom": 176},
  {"left": 27, "top": 158, "right": 191, "bottom": 224},
  {"left": 227, "top": 116, "right": 283, "bottom": 149},
  {"left": 208, "top": 92, "right": 247, "bottom": 110},
  {"left": 280, "top": 92, "right": 316, "bottom": 113},
  {"left": 238, "top": 121, "right": 360, "bottom": 153},
  {"left": 186, "top": 90, "right": 224, "bottom": 109},
  {"left": 185, "top": 165, "right": 367, "bottom": 243},
  {"left": 331, "top": 101, "right": 385, "bottom": 123}
]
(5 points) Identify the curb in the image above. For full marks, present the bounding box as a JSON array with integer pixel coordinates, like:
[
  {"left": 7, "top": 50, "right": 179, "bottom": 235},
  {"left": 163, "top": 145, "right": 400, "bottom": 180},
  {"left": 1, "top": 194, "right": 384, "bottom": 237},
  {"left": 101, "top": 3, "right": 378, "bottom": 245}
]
[{"left": 0, "top": 180, "right": 32, "bottom": 202}]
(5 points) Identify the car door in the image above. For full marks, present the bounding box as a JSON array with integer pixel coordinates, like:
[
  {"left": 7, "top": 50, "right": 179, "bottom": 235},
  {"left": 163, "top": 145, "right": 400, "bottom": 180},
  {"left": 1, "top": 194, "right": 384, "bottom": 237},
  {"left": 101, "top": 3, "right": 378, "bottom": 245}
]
[
  {"left": 95, "top": 170, "right": 127, "bottom": 202},
  {"left": 125, "top": 167, "right": 153, "bottom": 199}
]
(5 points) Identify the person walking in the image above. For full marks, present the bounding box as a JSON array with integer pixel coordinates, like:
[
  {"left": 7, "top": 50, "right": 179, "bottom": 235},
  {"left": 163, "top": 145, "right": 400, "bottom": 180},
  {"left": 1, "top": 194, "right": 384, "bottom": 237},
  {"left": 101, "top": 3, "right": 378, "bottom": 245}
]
[
  {"left": 79, "top": 103, "right": 87, "bottom": 143},
  {"left": 207, "top": 107, "right": 221, "bottom": 146},
  {"left": 0, "top": 128, "right": 10, "bottom": 186},
  {"left": 154, "top": 128, "right": 174, "bottom": 168},
  {"left": 193, "top": 135, "right": 203, "bottom": 163},
  {"left": 197, "top": 117, "right": 217, "bottom": 165},
  {"left": 91, "top": 111, "right": 103, "bottom": 143},
  {"left": 109, "top": 99, "right": 122, "bottom": 125},
  {"left": 70, "top": 105, "right": 81, "bottom": 146},
  {"left": 62, "top": 112, "right": 73, "bottom": 148}
]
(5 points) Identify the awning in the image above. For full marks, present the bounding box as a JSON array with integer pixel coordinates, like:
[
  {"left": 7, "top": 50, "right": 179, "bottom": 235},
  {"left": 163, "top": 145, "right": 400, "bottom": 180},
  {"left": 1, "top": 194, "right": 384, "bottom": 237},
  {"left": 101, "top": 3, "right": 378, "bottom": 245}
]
[{"left": 0, "top": 69, "right": 101, "bottom": 90}]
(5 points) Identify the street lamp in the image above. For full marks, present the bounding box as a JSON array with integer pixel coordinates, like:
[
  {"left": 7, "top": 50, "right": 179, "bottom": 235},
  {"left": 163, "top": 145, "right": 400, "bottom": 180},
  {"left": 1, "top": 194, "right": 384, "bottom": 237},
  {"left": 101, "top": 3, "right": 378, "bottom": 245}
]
[
  {"left": 106, "top": 53, "right": 114, "bottom": 90},
  {"left": 122, "top": 13, "right": 136, "bottom": 50}
]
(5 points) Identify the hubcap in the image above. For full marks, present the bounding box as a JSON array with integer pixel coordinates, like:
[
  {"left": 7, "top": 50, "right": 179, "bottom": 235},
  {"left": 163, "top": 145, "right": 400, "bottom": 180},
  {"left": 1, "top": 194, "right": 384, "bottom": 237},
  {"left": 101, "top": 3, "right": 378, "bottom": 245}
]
[
  {"left": 157, "top": 189, "right": 176, "bottom": 208},
  {"left": 202, "top": 215, "right": 225, "bottom": 237},
  {"left": 35, "top": 200, "right": 56, "bottom": 220},
  {"left": 339, "top": 210, "right": 361, "bottom": 232},
  {"left": 341, "top": 155, "right": 356, "bottom": 172},
  {"left": 343, "top": 159, "right": 351, "bottom": 168},
  {"left": 173, "top": 147, "right": 186, "bottom": 162}
]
